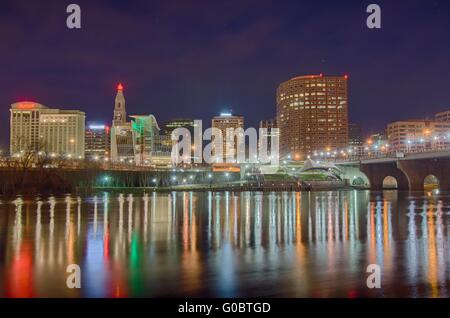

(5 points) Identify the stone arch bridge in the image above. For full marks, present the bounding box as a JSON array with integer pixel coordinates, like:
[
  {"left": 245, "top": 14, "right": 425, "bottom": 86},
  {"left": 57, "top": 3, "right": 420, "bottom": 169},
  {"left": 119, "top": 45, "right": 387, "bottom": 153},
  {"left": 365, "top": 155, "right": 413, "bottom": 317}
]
[{"left": 337, "top": 151, "right": 450, "bottom": 191}]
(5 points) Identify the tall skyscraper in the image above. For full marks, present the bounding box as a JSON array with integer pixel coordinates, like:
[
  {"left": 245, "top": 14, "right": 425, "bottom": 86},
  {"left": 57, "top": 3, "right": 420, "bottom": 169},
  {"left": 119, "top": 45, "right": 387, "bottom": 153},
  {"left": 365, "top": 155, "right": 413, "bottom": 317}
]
[
  {"left": 211, "top": 112, "right": 244, "bottom": 163},
  {"left": 111, "top": 84, "right": 134, "bottom": 163},
  {"left": 85, "top": 123, "right": 110, "bottom": 160},
  {"left": 276, "top": 74, "right": 349, "bottom": 159},
  {"left": 113, "top": 83, "right": 126, "bottom": 126},
  {"left": 10, "top": 102, "right": 85, "bottom": 158}
]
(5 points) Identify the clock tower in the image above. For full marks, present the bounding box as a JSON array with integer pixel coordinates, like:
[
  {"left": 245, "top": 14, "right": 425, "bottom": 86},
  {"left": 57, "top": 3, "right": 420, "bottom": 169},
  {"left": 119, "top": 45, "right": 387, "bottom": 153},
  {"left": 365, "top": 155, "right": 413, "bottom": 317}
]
[{"left": 113, "top": 83, "right": 126, "bottom": 126}]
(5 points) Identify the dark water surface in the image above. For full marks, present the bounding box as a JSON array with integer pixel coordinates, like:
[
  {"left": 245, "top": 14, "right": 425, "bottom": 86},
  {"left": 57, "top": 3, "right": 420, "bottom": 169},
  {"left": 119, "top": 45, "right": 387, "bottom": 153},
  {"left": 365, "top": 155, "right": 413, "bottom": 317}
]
[{"left": 0, "top": 190, "right": 449, "bottom": 298}]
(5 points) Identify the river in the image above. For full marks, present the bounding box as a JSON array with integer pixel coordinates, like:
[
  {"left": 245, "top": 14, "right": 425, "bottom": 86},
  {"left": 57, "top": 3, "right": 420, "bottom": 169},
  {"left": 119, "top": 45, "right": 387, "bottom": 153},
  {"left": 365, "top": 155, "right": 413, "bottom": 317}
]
[{"left": 0, "top": 190, "right": 449, "bottom": 297}]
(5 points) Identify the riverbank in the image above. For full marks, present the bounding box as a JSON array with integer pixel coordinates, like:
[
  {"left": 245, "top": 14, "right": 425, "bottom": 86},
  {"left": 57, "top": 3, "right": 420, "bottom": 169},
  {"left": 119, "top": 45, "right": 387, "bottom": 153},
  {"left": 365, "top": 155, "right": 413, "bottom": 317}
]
[
  {"left": 88, "top": 181, "right": 355, "bottom": 194},
  {"left": 1, "top": 166, "right": 359, "bottom": 196}
]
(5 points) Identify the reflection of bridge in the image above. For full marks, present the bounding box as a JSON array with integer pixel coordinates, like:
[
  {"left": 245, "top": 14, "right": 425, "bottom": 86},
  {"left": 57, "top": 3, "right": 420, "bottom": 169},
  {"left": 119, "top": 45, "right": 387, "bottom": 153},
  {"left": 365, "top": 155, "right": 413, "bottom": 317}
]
[{"left": 335, "top": 150, "right": 450, "bottom": 191}]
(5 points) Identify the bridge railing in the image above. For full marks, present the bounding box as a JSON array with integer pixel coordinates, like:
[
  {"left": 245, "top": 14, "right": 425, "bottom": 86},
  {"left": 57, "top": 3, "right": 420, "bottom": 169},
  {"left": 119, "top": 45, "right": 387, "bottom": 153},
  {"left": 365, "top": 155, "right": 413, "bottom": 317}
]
[{"left": 317, "top": 146, "right": 450, "bottom": 163}]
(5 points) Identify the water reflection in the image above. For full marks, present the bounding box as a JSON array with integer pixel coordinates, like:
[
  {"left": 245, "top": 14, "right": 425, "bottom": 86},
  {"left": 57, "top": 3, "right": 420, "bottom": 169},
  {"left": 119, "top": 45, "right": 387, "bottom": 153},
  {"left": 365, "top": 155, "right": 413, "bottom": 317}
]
[{"left": 0, "top": 190, "right": 449, "bottom": 297}]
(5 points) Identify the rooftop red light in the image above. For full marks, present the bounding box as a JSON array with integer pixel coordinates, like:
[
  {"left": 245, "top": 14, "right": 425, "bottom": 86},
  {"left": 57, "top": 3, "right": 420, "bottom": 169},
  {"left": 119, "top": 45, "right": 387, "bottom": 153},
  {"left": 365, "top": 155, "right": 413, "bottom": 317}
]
[
  {"left": 17, "top": 102, "right": 36, "bottom": 110},
  {"left": 117, "top": 83, "right": 124, "bottom": 91}
]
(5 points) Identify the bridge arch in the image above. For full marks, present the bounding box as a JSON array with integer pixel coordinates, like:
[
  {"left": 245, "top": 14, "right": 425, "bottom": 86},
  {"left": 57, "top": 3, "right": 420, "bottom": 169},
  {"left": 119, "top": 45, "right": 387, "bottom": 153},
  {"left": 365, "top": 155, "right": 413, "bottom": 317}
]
[
  {"left": 352, "top": 176, "right": 367, "bottom": 186},
  {"left": 349, "top": 157, "right": 450, "bottom": 192},
  {"left": 360, "top": 162, "right": 410, "bottom": 191},
  {"left": 424, "top": 174, "right": 439, "bottom": 191},
  {"left": 337, "top": 164, "right": 371, "bottom": 188},
  {"left": 398, "top": 158, "right": 450, "bottom": 191},
  {"left": 382, "top": 176, "right": 398, "bottom": 189}
]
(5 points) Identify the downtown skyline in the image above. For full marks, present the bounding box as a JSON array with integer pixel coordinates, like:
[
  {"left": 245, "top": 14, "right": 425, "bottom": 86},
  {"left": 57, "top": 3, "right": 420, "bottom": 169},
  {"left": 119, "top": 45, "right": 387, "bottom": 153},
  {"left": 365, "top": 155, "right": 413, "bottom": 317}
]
[
  {"left": 3, "top": 1, "right": 450, "bottom": 305},
  {"left": 1, "top": 0, "right": 450, "bottom": 150}
]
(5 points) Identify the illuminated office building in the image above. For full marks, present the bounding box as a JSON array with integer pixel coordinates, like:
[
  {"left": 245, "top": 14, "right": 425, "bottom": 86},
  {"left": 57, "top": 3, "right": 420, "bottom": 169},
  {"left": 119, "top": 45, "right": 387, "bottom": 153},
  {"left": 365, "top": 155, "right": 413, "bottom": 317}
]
[
  {"left": 435, "top": 110, "right": 450, "bottom": 122},
  {"left": 85, "top": 124, "right": 110, "bottom": 159},
  {"left": 130, "top": 115, "right": 171, "bottom": 167},
  {"left": 259, "top": 118, "right": 279, "bottom": 158},
  {"left": 212, "top": 112, "right": 244, "bottom": 163},
  {"left": 276, "top": 74, "right": 349, "bottom": 159},
  {"left": 387, "top": 119, "right": 450, "bottom": 152},
  {"left": 10, "top": 102, "right": 85, "bottom": 158},
  {"left": 163, "top": 118, "right": 196, "bottom": 136}
]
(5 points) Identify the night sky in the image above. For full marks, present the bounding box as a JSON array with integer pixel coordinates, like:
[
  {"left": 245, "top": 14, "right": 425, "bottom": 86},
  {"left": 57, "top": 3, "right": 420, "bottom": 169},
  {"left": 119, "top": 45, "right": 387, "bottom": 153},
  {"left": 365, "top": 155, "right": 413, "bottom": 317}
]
[{"left": 1, "top": 0, "right": 450, "bottom": 149}]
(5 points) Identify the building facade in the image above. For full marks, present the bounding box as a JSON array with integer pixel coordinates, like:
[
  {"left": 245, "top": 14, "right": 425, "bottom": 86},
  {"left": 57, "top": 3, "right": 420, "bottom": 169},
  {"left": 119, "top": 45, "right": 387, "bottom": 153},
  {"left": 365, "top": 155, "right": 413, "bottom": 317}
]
[
  {"left": 113, "top": 83, "right": 126, "bottom": 126},
  {"left": 211, "top": 113, "right": 244, "bottom": 163},
  {"left": 259, "top": 118, "right": 279, "bottom": 159},
  {"left": 10, "top": 102, "right": 85, "bottom": 158},
  {"left": 276, "top": 74, "right": 349, "bottom": 159},
  {"left": 163, "top": 118, "right": 196, "bottom": 137},
  {"left": 349, "top": 123, "right": 363, "bottom": 147},
  {"left": 85, "top": 124, "right": 111, "bottom": 160},
  {"left": 387, "top": 120, "right": 450, "bottom": 152},
  {"left": 435, "top": 110, "right": 450, "bottom": 122},
  {"left": 131, "top": 115, "right": 171, "bottom": 167},
  {"left": 110, "top": 84, "right": 172, "bottom": 167},
  {"left": 111, "top": 84, "right": 134, "bottom": 163}
]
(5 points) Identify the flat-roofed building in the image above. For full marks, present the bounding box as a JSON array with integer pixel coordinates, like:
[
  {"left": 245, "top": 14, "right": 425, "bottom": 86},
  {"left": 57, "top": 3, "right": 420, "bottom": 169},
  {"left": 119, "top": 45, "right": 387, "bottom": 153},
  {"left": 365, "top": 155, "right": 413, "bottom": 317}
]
[
  {"left": 10, "top": 101, "right": 85, "bottom": 158},
  {"left": 435, "top": 110, "right": 450, "bottom": 122},
  {"left": 259, "top": 118, "right": 279, "bottom": 159},
  {"left": 85, "top": 123, "right": 111, "bottom": 160},
  {"left": 387, "top": 119, "right": 450, "bottom": 152},
  {"left": 212, "top": 112, "right": 244, "bottom": 163}
]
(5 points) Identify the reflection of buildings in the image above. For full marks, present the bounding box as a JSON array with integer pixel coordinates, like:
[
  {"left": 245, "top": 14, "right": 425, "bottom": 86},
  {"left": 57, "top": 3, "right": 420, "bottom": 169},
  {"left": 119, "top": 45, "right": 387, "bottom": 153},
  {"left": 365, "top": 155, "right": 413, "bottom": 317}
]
[
  {"left": 10, "top": 102, "right": 85, "bottom": 158},
  {"left": 85, "top": 123, "right": 110, "bottom": 160},
  {"left": 110, "top": 84, "right": 171, "bottom": 167},
  {"left": 277, "top": 74, "right": 349, "bottom": 159},
  {"left": 1, "top": 192, "right": 449, "bottom": 297},
  {"left": 212, "top": 112, "right": 244, "bottom": 163}
]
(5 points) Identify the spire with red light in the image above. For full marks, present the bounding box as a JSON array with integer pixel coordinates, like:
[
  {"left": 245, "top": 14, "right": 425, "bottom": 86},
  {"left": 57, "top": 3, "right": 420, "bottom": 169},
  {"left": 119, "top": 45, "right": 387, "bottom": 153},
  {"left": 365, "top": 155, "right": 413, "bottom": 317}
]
[{"left": 113, "top": 82, "right": 126, "bottom": 126}]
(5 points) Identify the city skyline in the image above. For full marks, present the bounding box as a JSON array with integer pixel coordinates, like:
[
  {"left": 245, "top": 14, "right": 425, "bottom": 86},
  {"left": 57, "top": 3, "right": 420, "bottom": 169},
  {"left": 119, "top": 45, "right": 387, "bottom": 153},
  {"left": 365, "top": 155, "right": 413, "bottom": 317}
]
[
  {"left": 3, "top": 1, "right": 450, "bottom": 305},
  {"left": 1, "top": 0, "right": 450, "bottom": 149}
]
